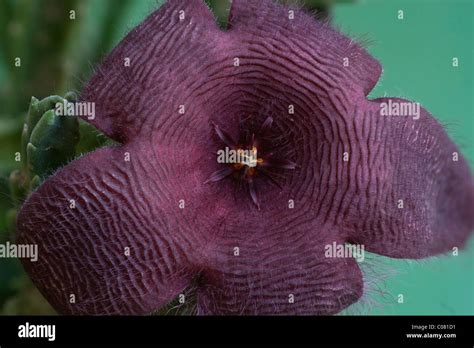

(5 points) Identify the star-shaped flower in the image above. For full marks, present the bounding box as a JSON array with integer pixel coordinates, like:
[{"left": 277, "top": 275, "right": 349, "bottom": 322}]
[{"left": 16, "top": 0, "right": 474, "bottom": 315}]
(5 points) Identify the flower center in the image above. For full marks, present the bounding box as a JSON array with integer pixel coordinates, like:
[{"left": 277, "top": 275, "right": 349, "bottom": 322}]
[
  {"left": 206, "top": 117, "right": 296, "bottom": 209},
  {"left": 233, "top": 146, "right": 263, "bottom": 170}
]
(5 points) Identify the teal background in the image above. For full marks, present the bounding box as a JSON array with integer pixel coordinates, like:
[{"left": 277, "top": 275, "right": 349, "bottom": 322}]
[{"left": 0, "top": 0, "right": 472, "bottom": 314}]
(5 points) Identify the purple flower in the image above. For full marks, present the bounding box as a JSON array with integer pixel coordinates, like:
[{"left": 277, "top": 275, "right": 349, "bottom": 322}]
[{"left": 16, "top": 0, "right": 474, "bottom": 315}]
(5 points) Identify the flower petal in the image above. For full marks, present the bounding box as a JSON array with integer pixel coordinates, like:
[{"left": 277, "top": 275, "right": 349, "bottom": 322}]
[
  {"left": 344, "top": 98, "right": 474, "bottom": 258},
  {"left": 228, "top": 0, "right": 381, "bottom": 96},
  {"left": 80, "top": 0, "right": 223, "bottom": 143},
  {"left": 16, "top": 144, "right": 212, "bottom": 315},
  {"left": 196, "top": 225, "right": 362, "bottom": 315}
]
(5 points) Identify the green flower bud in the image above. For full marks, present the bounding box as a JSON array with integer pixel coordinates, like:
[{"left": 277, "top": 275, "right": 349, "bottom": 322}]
[
  {"left": 27, "top": 108, "right": 79, "bottom": 178},
  {"left": 25, "top": 95, "right": 64, "bottom": 138},
  {"left": 16, "top": 93, "right": 82, "bottom": 200}
]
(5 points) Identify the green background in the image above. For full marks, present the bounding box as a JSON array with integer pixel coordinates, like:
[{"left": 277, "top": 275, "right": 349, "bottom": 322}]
[{"left": 0, "top": 0, "right": 472, "bottom": 315}]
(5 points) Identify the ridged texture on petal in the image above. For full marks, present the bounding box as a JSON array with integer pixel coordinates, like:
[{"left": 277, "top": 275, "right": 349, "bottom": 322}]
[
  {"left": 198, "top": 225, "right": 362, "bottom": 315},
  {"left": 16, "top": 143, "right": 213, "bottom": 314},
  {"left": 228, "top": 0, "right": 382, "bottom": 96},
  {"left": 80, "top": 0, "right": 224, "bottom": 143},
  {"left": 345, "top": 98, "right": 474, "bottom": 258}
]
